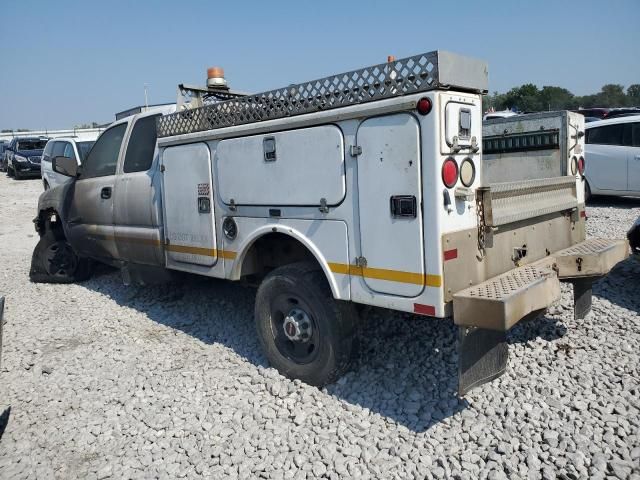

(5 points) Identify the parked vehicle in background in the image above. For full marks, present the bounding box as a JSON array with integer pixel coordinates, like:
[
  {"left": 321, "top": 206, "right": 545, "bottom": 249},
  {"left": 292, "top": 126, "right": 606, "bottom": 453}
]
[
  {"left": 5, "top": 136, "right": 49, "bottom": 180},
  {"left": 0, "top": 141, "right": 8, "bottom": 171},
  {"left": 483, "top": 110, "right": 518, "bottom": 121},
  {"left": 575, "top": 108, "right": 609, "bottom": 119},
  {"left": 584, "top": 115, "right": 640, "bottom": 199},
  {"left": 41, "top": 136, "right": 97, "bottom": 189},
  {"left": 605, "top": 108, "right": 640, "bottom": 119}
]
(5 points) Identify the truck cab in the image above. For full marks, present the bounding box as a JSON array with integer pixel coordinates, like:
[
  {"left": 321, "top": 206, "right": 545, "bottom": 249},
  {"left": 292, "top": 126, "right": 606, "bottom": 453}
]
[{"left": 33, "top": 105, "right": 174, "bottom": 273}]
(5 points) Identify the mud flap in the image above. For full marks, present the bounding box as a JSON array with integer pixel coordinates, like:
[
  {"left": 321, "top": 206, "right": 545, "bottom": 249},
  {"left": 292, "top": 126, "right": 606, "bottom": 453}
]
[
  {"left": 458, "top": 326, "right": 509, "bottom": 395},
  {"left": 571, "top": 278, "right": 594, "bottom": 320}
]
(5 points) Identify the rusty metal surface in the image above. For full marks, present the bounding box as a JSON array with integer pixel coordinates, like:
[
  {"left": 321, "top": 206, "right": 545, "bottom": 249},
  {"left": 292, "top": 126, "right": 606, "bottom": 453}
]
[
  {"left": 442, "top": 210, "right": 585, "bottom": 302},
  {"left": 481, "top": 177, "right": 577, "bottom": 227},
  {"left": 452, "top": 258, "right": 560, "bottom": 331},
  {"left": 553, "top": 238, "right": 629, "bottom": 279}
]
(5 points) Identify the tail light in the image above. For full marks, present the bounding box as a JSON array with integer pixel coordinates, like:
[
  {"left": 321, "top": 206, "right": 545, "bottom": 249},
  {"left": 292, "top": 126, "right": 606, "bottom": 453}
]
[
  {"left": 459, "top": 158, "right": 476, "bottom": 186},
  {"left": 416, "top": 97, "right": 432, "bottom": 116},
  {"left": 578, "top": 156, "right": 585, "bottom": 174},
  {"left": 442, "top": 158, "right": 458, "bottom": 188}
]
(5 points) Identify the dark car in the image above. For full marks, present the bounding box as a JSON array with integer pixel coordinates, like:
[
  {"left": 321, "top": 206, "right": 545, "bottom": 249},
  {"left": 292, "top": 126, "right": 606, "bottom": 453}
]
[
  {"left": 629, "top": 216, "right": 640, "bottom": 258},
  {"left": 605, "top": 108, "right": 640, "bottom": 119},
  {"left": 574, "top": 108, "right": 609, "bottom": 119},
  {"left": 5, "top": 137, "right": 49, "bottom": 180}
]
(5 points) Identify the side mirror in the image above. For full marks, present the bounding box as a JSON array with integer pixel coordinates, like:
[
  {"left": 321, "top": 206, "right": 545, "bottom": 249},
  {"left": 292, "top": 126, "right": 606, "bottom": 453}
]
[{"left": 52, "top": 156, "right": 78, "bottom": 177}]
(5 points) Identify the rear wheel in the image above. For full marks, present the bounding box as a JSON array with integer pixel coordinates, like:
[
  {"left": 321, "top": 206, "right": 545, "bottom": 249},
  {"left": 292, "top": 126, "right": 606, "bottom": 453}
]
[
  {"left": 30, "top": 227, "right": 92, "bottom": 283},
  {"left": 255, "top": 262, "right": 358, "bottom": 387},
  {"left": 7, "top": 165, "right": 13, "bottom": 178}
]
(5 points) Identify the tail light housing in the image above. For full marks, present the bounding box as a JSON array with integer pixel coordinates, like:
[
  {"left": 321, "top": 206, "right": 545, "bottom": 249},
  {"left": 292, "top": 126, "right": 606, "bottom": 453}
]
[
  {"left": 416, "top": 97, "right": 432, "bottom": 116},
  {"left": 459, "top": 158, "right": 476, "bottom": 187},
  {"left": 578, "top": 156, "right": 585, "bottom": 175},
  {"left": 570, "top": 156, "right": 578, "bottom": 175},
  {"left": 442, "top": 158, "right": 458, "bottom": 188}
]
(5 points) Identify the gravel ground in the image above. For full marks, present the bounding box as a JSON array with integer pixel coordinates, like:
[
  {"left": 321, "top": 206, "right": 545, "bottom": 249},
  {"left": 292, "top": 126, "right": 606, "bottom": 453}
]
[{"left": 0, "top": 174, "right": 639, "bottom": 480}]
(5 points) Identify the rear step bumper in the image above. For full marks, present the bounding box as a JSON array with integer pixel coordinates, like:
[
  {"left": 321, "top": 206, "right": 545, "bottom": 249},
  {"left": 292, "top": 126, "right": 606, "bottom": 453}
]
[
  {"left": 453, "top": 238, "right": 628, "bottom": 395},
  {"left": 453, "top": 258, "right": 560, "bottom": 331},
  {"left": 453, "top": 238, "right": 629, "bottom": 330},
  {"left": 554, "top": 238, "right": 629, "bottom": 279}
]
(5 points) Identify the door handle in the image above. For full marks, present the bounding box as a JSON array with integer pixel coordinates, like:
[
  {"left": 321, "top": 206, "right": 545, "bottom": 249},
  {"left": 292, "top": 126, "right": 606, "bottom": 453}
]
[{"left": 100, "top": 187, "right": 112, "bottom": 199}]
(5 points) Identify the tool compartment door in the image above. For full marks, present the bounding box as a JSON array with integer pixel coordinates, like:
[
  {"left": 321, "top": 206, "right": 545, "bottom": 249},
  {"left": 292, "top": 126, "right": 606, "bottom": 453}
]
[
  {"left": 161, "top": 142, "right": 217, "bottom": 266},
  {"left": 356, "top": 113, "right": 425, "bottom": 297}
]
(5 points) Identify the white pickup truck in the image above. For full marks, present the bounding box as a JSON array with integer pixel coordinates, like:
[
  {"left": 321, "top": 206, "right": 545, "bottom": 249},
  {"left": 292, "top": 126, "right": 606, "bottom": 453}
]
[{"left": 30, "top": 51, "right": 628, "bottom": 394}]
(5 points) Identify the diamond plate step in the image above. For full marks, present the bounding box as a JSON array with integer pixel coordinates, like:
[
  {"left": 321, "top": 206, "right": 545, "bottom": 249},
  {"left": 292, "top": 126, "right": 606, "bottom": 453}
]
[
  {"left": 453, "top": 260, "right": 560, "bottom": 331},
  {"left": 553, "top": 238, "right": 629, "bottom": 279}
]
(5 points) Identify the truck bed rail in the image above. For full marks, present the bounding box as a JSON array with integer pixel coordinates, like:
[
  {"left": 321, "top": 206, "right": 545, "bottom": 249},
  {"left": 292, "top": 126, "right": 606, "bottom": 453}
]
[{"left": 480, "top": 176, "right": 577, "bottom": 228}]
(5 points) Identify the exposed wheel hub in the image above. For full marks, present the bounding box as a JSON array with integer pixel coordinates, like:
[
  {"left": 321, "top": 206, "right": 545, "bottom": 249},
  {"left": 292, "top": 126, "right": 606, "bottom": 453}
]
[
  {"left": 282, "top": 308, "right": 312, "bottom": 342},
  {"left": 44, "top": 241, "right": 78, "bottom": 277}
]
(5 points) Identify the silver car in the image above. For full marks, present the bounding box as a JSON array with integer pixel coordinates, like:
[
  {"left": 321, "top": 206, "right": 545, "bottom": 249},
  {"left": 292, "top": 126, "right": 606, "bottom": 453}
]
[
  {"left": 41, "top": 137, "right": 97, "bottom": 189},
  {"left": 584, "top": 115, "right": 640, "bottom": 199}
]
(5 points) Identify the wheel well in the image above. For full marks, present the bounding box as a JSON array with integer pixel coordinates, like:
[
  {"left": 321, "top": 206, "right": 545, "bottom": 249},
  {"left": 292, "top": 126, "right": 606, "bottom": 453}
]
[
  {"left": 36, "top": 209, "right": 65, "bottom": 240},
  {"left": 240, "top": 233, "right": 319, "bottom": 279}
]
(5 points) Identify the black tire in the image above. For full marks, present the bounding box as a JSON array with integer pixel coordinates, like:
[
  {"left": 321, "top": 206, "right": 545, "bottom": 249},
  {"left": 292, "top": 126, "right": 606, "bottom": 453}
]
[
  {"left": 14, "top": 168, "right": 21, "bottom": 180},
  {"left": 43, "top": 180, "right": 49, "bottom": 190},
  {"left": 29, "top": 228, "right": 92, "bottom": 284},
  {"left": 6, "top": 166, "right": 13, "bottom": 178},
  {"left": 584, "top": 180, "right": 592, "bottom": 203},
  {"left": 255, "top": 261, "right": 358, "bottom": 387}
]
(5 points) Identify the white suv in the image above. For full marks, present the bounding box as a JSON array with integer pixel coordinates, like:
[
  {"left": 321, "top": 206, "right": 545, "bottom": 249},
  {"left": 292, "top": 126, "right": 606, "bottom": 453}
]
[
  {"left": 584, "top": 115, "right": 640, "bottom": 199},
  {"left": 41, "top": 136, "right": 97, "bottom": 189}
]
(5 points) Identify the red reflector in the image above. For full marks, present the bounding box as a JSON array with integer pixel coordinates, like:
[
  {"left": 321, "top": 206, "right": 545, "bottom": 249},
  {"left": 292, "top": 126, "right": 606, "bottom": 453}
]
[
  {"left": 416, "top": 97, "right": 432, "bottom": 115},
  {"left": 580, "top": 210, "right": 586, "bottom": 218},
  {"left": 442, "top": 158, "right": 458, "bottom": 188},
  {"left": 444, "top": 248, "right": 458, "bottom": 261},
  {"left": 414, "top": 303, "right": 436, "bottom": 316},
  {"left": 578, "top": 156, "right": 585, "bottom": 174}
]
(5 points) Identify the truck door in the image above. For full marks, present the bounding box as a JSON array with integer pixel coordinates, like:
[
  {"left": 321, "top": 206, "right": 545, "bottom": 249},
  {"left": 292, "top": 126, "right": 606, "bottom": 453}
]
[
  {"left": 161, "top": 142, "right": 217, "bottom": 267},
  {"left": 66, "top": 122, "right": 128, "bottom": 260},
  {"left": 586, "top": 123, "right": 627, "bottom": 191},
  {"left": 356, "top": 113, "right": 425, "bottom": 297},
  {"left": 113, "top": 114, "right": 163, "bottom": 265},
  {"left": 627, "top": 121, "right": 640, "bottom": 193}
]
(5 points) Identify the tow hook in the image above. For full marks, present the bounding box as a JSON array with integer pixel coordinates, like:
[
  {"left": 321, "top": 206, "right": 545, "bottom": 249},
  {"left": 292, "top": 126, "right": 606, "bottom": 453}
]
[{"left": 576, "top": 257, "right": 583, "bottom": 272}]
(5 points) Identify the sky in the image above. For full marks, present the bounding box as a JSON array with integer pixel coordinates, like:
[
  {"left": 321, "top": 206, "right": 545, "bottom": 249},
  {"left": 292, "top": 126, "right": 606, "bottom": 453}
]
[{"left": 0, "top": 0, "right": 638, "bottom": 130}]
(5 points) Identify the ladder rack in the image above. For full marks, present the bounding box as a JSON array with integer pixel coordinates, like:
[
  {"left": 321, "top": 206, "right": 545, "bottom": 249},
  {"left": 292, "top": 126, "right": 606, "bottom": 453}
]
[{"left": 157, "top": 50, "right": 488, "bottom": 138}]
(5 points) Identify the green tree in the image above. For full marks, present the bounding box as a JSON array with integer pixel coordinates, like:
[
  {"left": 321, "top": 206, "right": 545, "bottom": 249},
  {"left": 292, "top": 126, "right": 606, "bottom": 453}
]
[
  {"left": 595, "top": 84, "right": 627, "bottom": 107},
  {"left": 627, "top": 84, "right": 640, "bottom": 105},
  {"left": 502, "top": 83, "right": 543, "bottom": 112},
  {"left": 539, "top": 86, "right": 574, "bottom": 111}
]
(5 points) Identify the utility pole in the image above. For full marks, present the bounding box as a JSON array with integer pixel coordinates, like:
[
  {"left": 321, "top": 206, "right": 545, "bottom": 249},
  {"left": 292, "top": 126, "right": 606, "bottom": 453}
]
[{"left": 144, "top": 83, "right": 149, "bottom": 108}]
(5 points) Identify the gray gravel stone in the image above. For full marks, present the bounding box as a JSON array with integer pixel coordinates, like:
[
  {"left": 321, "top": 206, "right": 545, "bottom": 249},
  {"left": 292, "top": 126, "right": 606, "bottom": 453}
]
[{"left": 0, "top": 177, "right": 639, "bottom": 480}]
